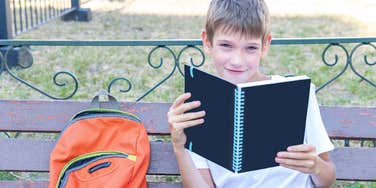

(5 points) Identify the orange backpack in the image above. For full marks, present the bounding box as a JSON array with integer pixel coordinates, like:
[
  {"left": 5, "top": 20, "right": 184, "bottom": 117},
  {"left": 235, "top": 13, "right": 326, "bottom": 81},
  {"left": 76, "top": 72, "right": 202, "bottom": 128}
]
[{"left": 48, "top": 90, "right": 150, "bottom": 188}]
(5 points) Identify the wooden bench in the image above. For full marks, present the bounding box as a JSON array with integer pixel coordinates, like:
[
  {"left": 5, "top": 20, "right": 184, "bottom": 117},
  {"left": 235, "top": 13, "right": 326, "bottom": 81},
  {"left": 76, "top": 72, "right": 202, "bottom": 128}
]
[{"left": 0, "top": 99, "right": 375, "bottom": 187}]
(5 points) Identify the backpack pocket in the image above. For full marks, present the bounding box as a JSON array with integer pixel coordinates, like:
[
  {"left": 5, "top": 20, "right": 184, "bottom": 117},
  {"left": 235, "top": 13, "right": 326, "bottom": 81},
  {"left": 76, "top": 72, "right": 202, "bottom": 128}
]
[{"left": 56, "top": 151, "right": 136, "bottom": 188}]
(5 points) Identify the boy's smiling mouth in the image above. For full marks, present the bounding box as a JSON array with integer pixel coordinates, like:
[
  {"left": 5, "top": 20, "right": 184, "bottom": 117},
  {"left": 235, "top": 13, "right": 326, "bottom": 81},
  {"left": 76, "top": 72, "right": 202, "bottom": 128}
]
[{"left": 225, "top": 67, "right": 245, "bottom": 74}]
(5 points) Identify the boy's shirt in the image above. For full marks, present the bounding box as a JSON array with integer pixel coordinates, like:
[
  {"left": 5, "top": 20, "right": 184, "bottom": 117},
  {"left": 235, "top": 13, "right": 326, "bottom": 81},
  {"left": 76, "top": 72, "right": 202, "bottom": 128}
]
[{"left": 188, "top": 75, "right": 334, "bottom": 188}]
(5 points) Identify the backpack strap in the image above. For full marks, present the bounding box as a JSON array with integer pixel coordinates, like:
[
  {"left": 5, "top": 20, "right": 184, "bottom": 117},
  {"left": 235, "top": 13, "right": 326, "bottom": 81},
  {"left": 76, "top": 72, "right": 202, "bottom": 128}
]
[{"left": 90, "top": 89, "right": 120, "bottom": 110}]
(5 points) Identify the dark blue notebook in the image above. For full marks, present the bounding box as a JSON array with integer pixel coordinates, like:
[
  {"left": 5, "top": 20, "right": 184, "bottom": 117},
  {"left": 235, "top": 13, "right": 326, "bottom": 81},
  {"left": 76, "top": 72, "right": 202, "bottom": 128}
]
[{"left": 184, "top": 65, "right": 311, "bottom": 173}]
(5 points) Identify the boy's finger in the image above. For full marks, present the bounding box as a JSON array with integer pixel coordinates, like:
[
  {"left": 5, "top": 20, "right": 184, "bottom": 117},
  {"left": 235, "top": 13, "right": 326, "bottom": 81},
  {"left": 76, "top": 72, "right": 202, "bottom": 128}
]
[
  {"left": 170, "top": 111, "right": 206, "bottom": 123},
  {"left": 174, "top": 100, "right": 201, "bottom": 114},
  {"left": 287, "top": 144, "right": 315, "bottom": 152},
  {"left": 171, "top": 93, "right": 191, "bottom": 109},
  {"left": 276, "top": 152, "right": 311, "bottom": 160},
  {"left": 172, "top": 118, "right": 204, "bottom": 131},
  {"left": 275, "top": 158, "right": 313, "bottom": 168}
]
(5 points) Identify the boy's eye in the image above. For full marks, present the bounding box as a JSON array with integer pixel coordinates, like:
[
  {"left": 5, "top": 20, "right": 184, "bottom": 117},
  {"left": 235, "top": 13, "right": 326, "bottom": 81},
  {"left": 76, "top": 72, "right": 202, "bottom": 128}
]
[
  {"left": 246, "top": 46, "right": 258, "bottom": 51},
  {"left": 219, "top": 43, "right": 232, "bottom": 48}
]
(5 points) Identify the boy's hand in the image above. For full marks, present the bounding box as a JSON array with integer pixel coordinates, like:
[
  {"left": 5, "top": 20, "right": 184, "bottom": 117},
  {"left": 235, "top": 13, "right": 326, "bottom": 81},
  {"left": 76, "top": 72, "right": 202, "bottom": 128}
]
[
  {"left": 167, "top": 93, "right": 206, "bottom": 151},
  {"left": 275, "top": 144, "right": 321, "bottom": 175}
]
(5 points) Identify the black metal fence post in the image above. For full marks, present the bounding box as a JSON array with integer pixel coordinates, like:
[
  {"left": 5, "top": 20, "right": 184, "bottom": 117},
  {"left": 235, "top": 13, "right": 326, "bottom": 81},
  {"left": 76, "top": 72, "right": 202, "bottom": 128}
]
[
  {"left": 0, "top": 1, "right": 32, "bottom": 70},
  {"left": 0, "top": 0, "right": 14, "bottom": 68},
  {"left": 0, "top": 0, "right": 13, "bottom": 40},
  {"left": 62, "top": 0, "right": 92, "bottom": 22},
  {"left": 71, "top": 0, "right": 80, "bottom": 9}
]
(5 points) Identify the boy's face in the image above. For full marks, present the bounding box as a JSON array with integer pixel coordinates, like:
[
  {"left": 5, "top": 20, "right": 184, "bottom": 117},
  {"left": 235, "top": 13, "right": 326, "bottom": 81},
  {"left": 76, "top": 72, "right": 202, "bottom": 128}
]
[{"left": 202, "top": 30, "right": 271, "bottom": 84}]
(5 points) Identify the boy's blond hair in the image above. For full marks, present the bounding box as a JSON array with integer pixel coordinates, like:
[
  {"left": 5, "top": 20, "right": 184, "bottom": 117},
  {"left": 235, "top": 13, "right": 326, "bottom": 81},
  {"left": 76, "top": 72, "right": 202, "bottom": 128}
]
[{"left": 205, "top": 0, "right": 270, "bottom": 45}]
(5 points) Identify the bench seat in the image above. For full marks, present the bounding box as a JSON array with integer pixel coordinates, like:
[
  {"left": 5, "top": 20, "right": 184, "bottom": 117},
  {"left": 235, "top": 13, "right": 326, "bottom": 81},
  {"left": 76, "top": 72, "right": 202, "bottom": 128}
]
[{"left": 0, "top": 99, "right": 375, "bottom": 187}]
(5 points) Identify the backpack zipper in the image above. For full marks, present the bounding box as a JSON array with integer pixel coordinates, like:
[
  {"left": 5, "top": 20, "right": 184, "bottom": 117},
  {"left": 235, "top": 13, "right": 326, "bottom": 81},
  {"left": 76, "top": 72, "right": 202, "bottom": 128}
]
[
  {"left": 56, "top": 151, "right": 136, "bottom": 188},
  {"left": 57, "top": 110, "right": 142, "bottom": 140}
]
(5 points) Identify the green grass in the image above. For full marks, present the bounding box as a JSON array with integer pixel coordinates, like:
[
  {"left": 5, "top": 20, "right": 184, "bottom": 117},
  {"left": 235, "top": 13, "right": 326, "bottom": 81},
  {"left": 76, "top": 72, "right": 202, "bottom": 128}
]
[
  {"left": 1, "top": 0, "right": 375, "bottom": 186},
  {"left": 2, "top": 15, "right": 375, "bottom": 104},
  {"left": 2, "top": 8, "right": 373, "bottom": 104}
]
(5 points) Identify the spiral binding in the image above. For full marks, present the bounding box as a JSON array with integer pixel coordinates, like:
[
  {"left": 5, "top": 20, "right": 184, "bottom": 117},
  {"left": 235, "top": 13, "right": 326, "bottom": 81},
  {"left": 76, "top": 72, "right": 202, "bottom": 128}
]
[{"left": 232, "top": 87, "right": 245, "bottom": 173}]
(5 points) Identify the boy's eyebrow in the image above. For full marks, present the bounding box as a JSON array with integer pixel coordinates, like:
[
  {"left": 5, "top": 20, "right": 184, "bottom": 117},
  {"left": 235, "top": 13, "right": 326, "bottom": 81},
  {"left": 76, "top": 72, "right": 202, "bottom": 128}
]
[
  {"left": 217, "top": 40, "right": 261, "bottom": 46},
  {"left": 217, "top": 40, "right": 231, "bottom": 43},
  {"left": 246, "top": 43, "right": 261, "bottom": 46}
]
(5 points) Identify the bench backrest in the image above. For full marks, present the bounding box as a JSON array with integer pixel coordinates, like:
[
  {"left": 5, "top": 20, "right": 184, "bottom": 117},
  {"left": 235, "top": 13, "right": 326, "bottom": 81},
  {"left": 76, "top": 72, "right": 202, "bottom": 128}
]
[{"left": 0, "top": 99, "right": 375, "bottom": 187}]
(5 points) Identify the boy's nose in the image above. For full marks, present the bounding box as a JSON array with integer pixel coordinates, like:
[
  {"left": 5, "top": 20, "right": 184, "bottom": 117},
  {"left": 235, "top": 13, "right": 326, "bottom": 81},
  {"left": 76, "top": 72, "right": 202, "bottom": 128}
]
[{"left": 230, "top": 51, "right": 244, "bottom": 67}]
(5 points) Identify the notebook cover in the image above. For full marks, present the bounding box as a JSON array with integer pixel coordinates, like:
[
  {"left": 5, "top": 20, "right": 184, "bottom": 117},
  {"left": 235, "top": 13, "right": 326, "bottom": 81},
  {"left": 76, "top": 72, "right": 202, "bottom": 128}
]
[
  {"left": 240, "top": 78, "right": 310, "bottom": 172},
  {"left": 184, "top": 65, "right": 236, "bottom": 171}
]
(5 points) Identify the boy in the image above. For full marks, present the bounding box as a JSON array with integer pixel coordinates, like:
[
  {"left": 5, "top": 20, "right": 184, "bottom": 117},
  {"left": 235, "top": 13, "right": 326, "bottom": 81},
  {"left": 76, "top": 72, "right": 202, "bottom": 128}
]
[{"left": 167, "top": 0, "right": 336, "bottom": 187}]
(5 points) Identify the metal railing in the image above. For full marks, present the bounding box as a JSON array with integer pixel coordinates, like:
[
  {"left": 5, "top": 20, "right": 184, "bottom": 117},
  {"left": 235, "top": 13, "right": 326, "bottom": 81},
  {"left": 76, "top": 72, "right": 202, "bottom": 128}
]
[
  {"left": 0, "top": 0, "right": 90, "bottom": 39},
  {"left": 0, "top": 37, "right": 375, "bottom": 100}
]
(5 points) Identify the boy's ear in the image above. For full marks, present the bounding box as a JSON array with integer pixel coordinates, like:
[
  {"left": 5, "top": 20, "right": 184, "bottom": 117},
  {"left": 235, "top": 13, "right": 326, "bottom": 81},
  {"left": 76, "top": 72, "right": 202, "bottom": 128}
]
[
  {"left": 261, "top": 34, "right": 272, "bottom": 58},
  {"left": 201, "top": 30, "right": 213, "bottom": 55}
]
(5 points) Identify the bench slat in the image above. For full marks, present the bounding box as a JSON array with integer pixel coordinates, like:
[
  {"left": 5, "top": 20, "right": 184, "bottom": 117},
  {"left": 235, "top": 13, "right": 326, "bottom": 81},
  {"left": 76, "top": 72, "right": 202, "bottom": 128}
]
[
  {"left": 0, "top": 181, "right": 182, "bottom": 188},
  {"left": 321, "top": 106, "right": 376, "bottom": 140},
  {"left": 0, "top": 138, "right": 179, "bottom": 175},
  {"left": 1, "top": 100, "right": 376, "bottom": 140},
  {"left": 0, "top": 181, "right": 48, "bottom": 188},
  {"left": 1, "top": 138, "right": 376, "bottom": 181},
  {"left": 0, "top": 100, "right": 171, "bottom": 134},
  {"left": 330, "top": 147, "right": 376, "bottom": 181}
]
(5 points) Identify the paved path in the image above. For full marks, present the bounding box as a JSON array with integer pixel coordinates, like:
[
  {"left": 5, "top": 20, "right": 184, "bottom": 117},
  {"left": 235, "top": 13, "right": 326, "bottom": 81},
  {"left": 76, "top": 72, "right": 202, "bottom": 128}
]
[{"left": 85, "top": 0, "right": 376, "bottom": 35}]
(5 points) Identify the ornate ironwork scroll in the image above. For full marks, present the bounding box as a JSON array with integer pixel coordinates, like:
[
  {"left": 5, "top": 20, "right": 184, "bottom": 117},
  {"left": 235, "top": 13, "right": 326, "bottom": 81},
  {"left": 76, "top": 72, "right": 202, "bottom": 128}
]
[{"left": 3, "top": 46, "right": 78, "bottom": 100}]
